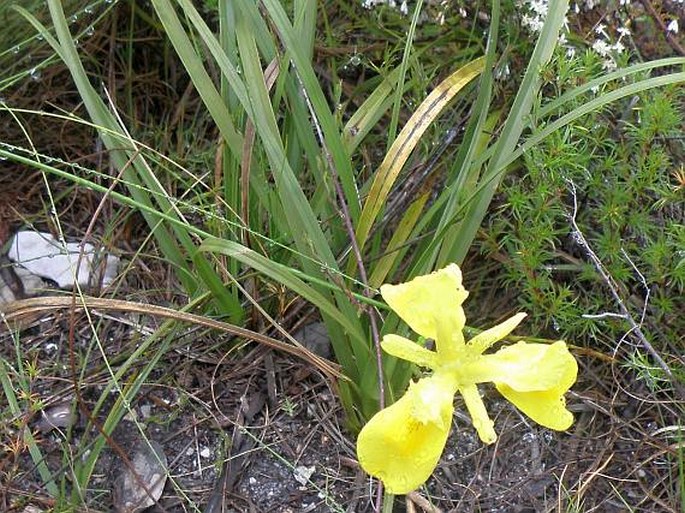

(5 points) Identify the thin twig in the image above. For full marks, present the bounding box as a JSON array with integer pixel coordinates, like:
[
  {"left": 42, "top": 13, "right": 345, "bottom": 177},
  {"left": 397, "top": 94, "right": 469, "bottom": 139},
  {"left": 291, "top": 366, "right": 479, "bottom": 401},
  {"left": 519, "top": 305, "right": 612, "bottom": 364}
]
[
  {"left": 638, "top": 0, "right": 685, "bottom": 56},
  {"left": 291, "top": 73, "right": 384, "bottom": 407},
  {"left": 565, "top": 179, "right": 685, "bottom": 399},
  {"left": 1, "top": 295, "right": 343, "bottom": 378}
]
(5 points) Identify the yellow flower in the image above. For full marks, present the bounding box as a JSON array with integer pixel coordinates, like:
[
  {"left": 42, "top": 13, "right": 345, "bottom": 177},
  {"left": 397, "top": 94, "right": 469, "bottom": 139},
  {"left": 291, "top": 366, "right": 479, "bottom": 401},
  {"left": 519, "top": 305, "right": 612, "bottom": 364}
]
[{"left": 356, "top": 264, "right": 578, "bottom": 494}]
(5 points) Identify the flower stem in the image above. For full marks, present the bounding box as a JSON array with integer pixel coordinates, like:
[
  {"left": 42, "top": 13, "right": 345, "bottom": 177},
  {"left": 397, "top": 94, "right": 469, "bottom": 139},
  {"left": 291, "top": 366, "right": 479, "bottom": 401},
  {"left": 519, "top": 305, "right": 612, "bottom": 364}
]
[{"left": 382, "top": 490, "right": 394, "bottom": 513}]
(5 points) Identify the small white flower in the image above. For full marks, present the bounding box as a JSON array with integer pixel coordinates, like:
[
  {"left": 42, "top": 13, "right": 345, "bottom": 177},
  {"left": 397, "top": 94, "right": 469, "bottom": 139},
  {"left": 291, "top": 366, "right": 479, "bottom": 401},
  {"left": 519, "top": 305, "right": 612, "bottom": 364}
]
[
  {"left": 667, "top": 19, "right": 679, "bottom": 34},
  {"left": 617, "top": 26, "right": 631, "bottom": 37},
  {"left": 601, "top": 58, "right": 617, "bottom": 71},
  {"left": 592, "top": 39, "right": 611, "bottom": 56}
]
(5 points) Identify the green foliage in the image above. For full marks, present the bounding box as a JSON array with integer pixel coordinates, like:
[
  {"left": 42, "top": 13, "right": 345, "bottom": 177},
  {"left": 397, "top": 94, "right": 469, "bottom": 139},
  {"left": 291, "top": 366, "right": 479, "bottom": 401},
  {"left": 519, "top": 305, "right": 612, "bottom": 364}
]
[
  {"left": 3, "top": 0, "right": 683, "bottom": 438},
  {"left": 1, "top": 0, "right": 685, "bottom": 509},
  {"left": 482, "top": 47, "right": 684, "bottom": 359}
]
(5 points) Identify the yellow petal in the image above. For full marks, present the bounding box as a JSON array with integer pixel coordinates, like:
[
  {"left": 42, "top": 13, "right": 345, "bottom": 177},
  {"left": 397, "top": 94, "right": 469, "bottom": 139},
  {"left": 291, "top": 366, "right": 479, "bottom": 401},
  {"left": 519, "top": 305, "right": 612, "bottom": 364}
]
[
  {"left": 490, "top": 342, "right": 577, "bottom": 431},
  {"left": 460, "top": 384, "right": 497, "bottom": 444},
  {"left": 464, "top": 341, "right": 578, "bottom": 392},
  {"left": 467, "top": 312, "right": 527, "bottom": 354},
  {"left": 380, "top": 264, "right": 468, "bottom": 355},
  {"left": 356, "top": 376, "right": 454, "bottom": 494},
  {"left": 382, "top": 334, "right": 439, "bottom": 369},
  {"left": 495, "top": 384, "right": 575, "bottom": 431}
]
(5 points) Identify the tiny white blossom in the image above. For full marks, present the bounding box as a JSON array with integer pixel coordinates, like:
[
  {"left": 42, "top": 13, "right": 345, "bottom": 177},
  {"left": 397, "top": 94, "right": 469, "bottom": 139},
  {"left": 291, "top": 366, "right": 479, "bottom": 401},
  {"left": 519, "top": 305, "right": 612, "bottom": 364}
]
[
  {"left": 617, "top": 26, "right": 631, "bottom": 37},
  {"left": 592, "top": 39, "right": 611, "bottom": 56},
  {"left": 362, "top": 0, "right": 397, "bottom": 8},
  {"left": 667, "top": 19, "right": 679, "bottom": 34}
]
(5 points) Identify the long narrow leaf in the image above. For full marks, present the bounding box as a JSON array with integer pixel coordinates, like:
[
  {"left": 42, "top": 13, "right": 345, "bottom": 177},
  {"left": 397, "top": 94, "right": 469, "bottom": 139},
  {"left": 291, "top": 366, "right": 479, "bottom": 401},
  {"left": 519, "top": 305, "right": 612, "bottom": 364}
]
[
  {"left": 352, "top": 57, "right": 485, "bottom": 272},
  {"left": 369, "top": 192, "right": 429, "bottom": 287},
  {"left": 260, "top": 0, "right": 361, "bottom": 221},
  {"left": 200, "top": 237, "right": 368, "bottom": 377},
  {"left": 26, "top": 2, "right": 244, "bottom": 321},
  {"left": 150, "top": 0, "right": 243, "bottom": 156},
  {"left": 440, "top": 0, "right": 568, "bottom": 264},
  {"left": 432, "top": 0, "right": 500, "bottom": 268}
]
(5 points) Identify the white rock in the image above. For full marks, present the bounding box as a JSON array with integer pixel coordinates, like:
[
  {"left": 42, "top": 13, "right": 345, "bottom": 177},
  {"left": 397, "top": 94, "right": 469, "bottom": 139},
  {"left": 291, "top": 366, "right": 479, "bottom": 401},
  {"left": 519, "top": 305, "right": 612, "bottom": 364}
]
[
  {"left": 139, "top": 404, "right": 152, "bottom": 418},
  {"left": 8, "top": 231, "right": 119, "bottom": 288},
  {"left": 293, "top": 465, "right": 315, "bottom": 485}
]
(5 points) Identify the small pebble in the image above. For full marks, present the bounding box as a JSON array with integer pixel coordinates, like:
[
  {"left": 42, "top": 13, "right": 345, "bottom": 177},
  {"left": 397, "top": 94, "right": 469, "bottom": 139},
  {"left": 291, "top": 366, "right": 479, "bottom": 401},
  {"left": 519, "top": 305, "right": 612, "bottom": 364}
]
[
  {"left": 293, "top": 465, "right": 315, "bottom": 485},
  {"left": 36, "top": 403, "right": 77, "bottom": 433},
  {"left": 139, "top": 404, "right": 151, "bottom": 418}
]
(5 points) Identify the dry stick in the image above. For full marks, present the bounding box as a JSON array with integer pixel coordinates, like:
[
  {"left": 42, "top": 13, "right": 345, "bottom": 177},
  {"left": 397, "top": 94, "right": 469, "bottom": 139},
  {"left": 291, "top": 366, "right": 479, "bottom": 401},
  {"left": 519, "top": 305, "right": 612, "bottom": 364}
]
[
  {"left": 291, "top": 71, "right": 386, "bottom": 513},
  {"left": 3, "top": 295, "right": 342, "bottom": 378},
  {"left": 565, "top": 180, "right": 685, "bottom": 400},
  {"left": 638, "top": 0, "right": 685, "bottom": 56},
  {"left": 292, "top": 76, "right": 384, "bottom": 407}
]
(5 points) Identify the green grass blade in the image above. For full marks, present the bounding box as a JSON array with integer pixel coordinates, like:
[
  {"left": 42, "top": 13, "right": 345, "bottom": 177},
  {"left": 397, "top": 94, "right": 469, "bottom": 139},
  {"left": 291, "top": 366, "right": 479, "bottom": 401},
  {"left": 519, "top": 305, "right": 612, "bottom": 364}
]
[
  {"left": 342, "top": 69, "right": 402, "bottom": 154},
  {"left": 387, "top": 0, "right": 423, "bottom": 146},
  {"left": 174, "top": 0, "right": 251, "bottom": 110},
  {"left": 200, "top": 236, "right": 368, "bottom": 375},
  {"left": 450, "top": 57, "right": 685, "bottom": 181},
  {"left": 412, "top": 69, "right": 685, "bottom": 279},
  {"left": 506, "top": 71, "right": 685, "bottom": 170},
  {"left": 233, "top": 10, "right": 336, "bottom": 269},
  {"left": 537, "top": 56, "right": 685, "bottom": 120},
  {"left": 29, "top": 1, "right": 244, "bottom": 321},
  {"left": 432, "top": 0, "right": 500, "bottom": 268},
  {"left": 442, "top": 0, "right": 569, "bottom": 264},
  {"left": 369, "top": 192, "right": 429, "bottom": 287},
  {"left": 259, "top": 0, "right": 360, "bottom": 221},
  {"left": 150, "top": 0, "right": 243, "bottom": 156}
]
